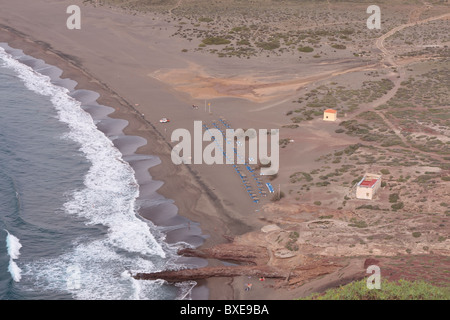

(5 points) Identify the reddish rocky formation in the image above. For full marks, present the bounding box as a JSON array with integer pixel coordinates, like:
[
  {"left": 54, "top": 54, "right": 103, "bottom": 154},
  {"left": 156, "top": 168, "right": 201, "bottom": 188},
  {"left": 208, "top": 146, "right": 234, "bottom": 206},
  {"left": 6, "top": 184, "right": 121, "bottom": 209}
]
[
  {"left": 178, "top": 244, "right": 269, "bottom": 265},
  {"left": 133, "top": 265, "right": 287, "bottom": 282},
  {"left": 133, "top": 243, "right": 274, "bottom": 282}
]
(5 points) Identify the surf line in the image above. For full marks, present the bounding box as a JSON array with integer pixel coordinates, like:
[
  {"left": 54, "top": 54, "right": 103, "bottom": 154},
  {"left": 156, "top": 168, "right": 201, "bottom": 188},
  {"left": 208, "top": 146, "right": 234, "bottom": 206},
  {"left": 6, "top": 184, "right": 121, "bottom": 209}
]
[{"left": 4, "top": 229, "right": 22, "bottom": 282}]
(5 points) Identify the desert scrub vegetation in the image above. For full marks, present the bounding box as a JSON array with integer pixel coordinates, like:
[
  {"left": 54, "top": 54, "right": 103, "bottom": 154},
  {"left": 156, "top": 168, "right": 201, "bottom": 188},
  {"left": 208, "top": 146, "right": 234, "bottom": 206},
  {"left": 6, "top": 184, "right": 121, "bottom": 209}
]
[
  {"left": 156, "top": 0, "right": 388, "bottom": 59},
  {"left": 387, "top": 18, "right": 450, "bottom": 56},
  {"left": 391, "top": 202, "right": 405, "bottom": 211},
  {"left": 279, "top": 138, "right": 292, "bottom": 148},
  {"left": 300, "top": 279, "right": 450, "bottom": 300},
  {"left": 297, "top": 46, "right": 314, "bottom": 53},
  {"left": 285, "top": 231, "right": 299, "bottom": 251},
  {"left": 331, "top": 44, "right": 346, "bottom": 50},
  {"left": 338, "top": 117, "right": 404, "bottom": 147},
  {"left": 287, "top": 79, "right": 395, "bottom": 124},
  {"left": 198, "top": 17, "right": 214, "bottom": 23},
  {"left": 84, "top": 0, "right": 178, "bottom": 12},
  {"left": 256, "top": 40, "right": 281, "bottom": 50},
  {"left": 348, "top": 218, "right": 368, "bottom": 228},
  {"left": 201, "top": 37, "right": 231, "bottom": 45},
  {"left": 389, "top": 193, "right": 400, "bottom": 203},
  {"left": 290, "top": 172, "right": 313, "bottom": 183},
  {"left": 383, "top": 63, "right": 450, "bottom": 152}
]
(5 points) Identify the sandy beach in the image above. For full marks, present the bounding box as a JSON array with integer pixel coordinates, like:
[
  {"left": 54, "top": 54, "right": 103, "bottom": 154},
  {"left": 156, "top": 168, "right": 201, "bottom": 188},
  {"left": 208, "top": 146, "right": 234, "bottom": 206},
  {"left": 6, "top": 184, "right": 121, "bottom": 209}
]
[
  {"left": 0, "top": 0, "right": 268, "bottom": 300},
  {"left": 1, "top": 0, "right": 448, "bottom": 300}
]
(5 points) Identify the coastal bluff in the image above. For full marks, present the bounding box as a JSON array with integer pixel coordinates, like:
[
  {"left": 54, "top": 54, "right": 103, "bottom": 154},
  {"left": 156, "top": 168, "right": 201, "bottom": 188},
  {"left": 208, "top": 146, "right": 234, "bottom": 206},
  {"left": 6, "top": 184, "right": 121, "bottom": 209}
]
[{"left": 131, "top": 238, "right": 347, "bottom": 287}]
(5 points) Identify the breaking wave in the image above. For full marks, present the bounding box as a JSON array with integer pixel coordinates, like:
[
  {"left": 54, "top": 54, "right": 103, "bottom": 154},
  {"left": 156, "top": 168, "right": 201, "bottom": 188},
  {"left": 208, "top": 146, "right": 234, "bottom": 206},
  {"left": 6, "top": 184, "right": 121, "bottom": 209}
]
[
  {"left": 4, "top": 230, "right": 22, "bottom": 282},
  {"left": 0, "top": 46, "right": 187, "bottom": 299}
]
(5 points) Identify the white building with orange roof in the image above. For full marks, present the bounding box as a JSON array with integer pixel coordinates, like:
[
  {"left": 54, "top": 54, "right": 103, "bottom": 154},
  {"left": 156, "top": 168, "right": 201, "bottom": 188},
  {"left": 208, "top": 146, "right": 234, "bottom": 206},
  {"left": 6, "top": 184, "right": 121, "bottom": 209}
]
[{"left": 323, "top": 109, "right": 337, "bottom": 121}]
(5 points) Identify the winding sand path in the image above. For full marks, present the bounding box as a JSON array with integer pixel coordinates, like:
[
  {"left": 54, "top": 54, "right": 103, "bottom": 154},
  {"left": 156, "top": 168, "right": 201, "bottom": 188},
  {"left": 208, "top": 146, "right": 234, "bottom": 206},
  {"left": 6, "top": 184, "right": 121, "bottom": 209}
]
[
  {"left": 375, "top": 6, "right": 450, "bottom": 68},
  {"left": 254, "top": 2, "right": 450, "bottom": 112},
  {"left": 365, "top": 6, "right": 450, "bottom": 155},
  {"left": 169, "top": 0, "right": 183, "bottom": 15}
]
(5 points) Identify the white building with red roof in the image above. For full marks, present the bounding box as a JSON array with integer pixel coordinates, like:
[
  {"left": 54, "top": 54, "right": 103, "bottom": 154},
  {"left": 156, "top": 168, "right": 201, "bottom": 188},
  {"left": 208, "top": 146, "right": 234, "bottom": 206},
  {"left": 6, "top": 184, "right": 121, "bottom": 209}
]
[{"left": 356, "top": 173, "right": 382, "bottom": 200}]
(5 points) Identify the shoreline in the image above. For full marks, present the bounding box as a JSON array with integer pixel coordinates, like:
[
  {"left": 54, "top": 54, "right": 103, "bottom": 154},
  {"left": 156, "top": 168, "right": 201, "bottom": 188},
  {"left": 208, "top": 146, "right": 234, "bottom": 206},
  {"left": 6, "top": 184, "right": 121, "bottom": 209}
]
[
  {"left": 4, "top": 0, "right": 448, "bottom": 301},
  {"left": 0, "top": 25, "right": 236, "bottom": 300}
]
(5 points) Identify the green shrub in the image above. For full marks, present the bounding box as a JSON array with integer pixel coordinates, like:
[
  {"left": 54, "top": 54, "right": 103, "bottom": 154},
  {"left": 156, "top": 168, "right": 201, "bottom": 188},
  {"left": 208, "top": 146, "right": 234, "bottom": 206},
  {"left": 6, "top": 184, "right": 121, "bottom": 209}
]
[
  {"left": 256, "top": 40, "right": 280, "bottom": 50},
  {"left": 290, "top": 172, "right": 313, "bottom": 183},
  {"left": 389, "top": 193, "right": 399, "bottom": 203},
  {"left": 286, "top": 231, "right": 300, "bottom": 251},
  {"left": 331, "top": 44, "right": 347, "bottom": 50},
  {"left": 391, "top": 202, "right": 404, "bottom": 211},
  {"left": 291, "top": 116, "right": 303, "bottom": 123},
  {"left": 415, "top": 174, "right": 436, "bottom": 183},
  {"left": 300, "top": 279, "right": 450, "bottom": 300},
  {"left": 289, "top": 231, "right": 299, "bottom": 239},
  {"left": 282, "top": 124, "right": 299, "bottom": 129},
  {"left": 349, "top": 219, "right": 368, "bottom": 228},
  {"left": 356, "top": 204, "right": 381, "bottom": 210},
  {"left": 198, "top": 17, "right": 213, "bottom": 23},
  {"left": 298, "top": 46, "right": 314, "bottom": 53},
  {"left": 236, "top": 39, "right": 251, "bottom": 46}
]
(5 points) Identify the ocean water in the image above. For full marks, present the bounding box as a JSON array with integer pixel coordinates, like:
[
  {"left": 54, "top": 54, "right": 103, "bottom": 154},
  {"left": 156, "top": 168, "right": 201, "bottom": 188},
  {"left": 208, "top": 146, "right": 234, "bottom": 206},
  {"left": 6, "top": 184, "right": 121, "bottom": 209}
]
[{"left": 0, "top": 45, "right": 199, "bottom": 300}]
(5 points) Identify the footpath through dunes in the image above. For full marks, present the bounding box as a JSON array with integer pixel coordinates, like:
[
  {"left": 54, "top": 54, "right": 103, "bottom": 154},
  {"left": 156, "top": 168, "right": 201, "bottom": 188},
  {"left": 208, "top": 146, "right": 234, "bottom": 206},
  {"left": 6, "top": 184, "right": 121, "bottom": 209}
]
[{"left": 375, "top": 9, "right": 450, "bottom": 67}]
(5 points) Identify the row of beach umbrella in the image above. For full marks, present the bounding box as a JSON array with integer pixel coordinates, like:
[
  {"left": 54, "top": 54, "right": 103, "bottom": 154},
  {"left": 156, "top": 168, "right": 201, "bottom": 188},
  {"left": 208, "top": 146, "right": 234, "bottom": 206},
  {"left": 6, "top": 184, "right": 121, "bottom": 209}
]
[
  {"left": 213, "top": 119, "right": 267, "bottom": 200},
  {"left": 204, "top": 120, "right": 262, "bottom": 203}
]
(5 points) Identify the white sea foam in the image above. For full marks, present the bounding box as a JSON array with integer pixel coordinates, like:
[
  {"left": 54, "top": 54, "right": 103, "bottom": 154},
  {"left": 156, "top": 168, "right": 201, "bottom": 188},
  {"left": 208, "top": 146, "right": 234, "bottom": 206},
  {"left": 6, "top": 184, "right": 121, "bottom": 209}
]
[
  {"left": 4, "top": 230, "right": 23, "bottom": 282},
  {"left": 121, "top": 270, "right": 143, "bottom": 300},
  {"left": 5, "top": 229, "right": 22, "bottom": 260},
  {"left": 8, "top": 259, "right": 22, "bottom": 282},
  {"left": 176, "top": 281, "right": 198, "bottom": 300},
  {"left": 24, "top": 240, "right": 170, "bottom": 300},
  {"left": 0, "top": 47, "right": 186, "bottom": 299}
]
